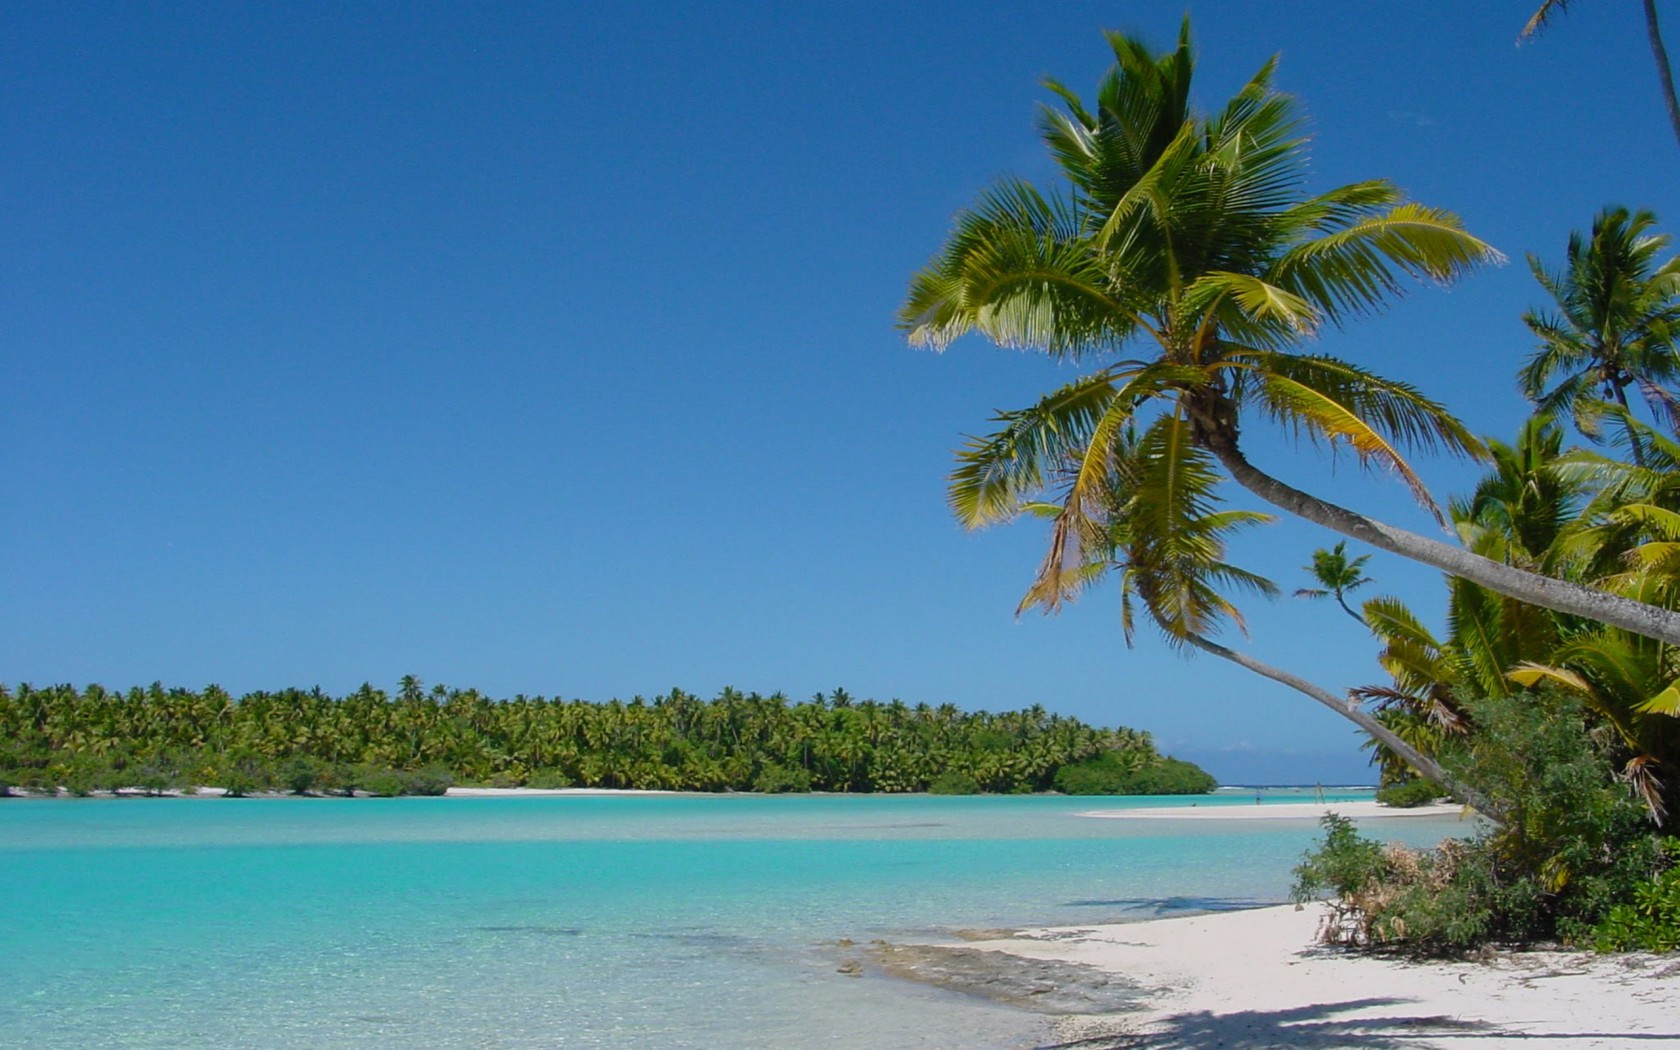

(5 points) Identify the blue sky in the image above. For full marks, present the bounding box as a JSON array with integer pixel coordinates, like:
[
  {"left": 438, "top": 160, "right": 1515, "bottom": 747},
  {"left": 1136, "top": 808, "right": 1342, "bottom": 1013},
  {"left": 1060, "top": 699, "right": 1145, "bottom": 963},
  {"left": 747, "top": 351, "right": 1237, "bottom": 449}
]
[{"left": 5, "top": 2, "right": 1677, "bottom": 783}]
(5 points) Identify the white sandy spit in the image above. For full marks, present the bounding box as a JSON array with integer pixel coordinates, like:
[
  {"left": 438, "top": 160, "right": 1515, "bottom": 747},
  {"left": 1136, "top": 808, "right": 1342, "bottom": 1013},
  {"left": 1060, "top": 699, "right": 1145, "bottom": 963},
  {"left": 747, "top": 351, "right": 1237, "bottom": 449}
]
[
  {"left": 964, "top": 904, "right": 1677, "bottom": 1049},
  {"left": 1081, "top": 800, "right": 1469, "bottom": 821}
]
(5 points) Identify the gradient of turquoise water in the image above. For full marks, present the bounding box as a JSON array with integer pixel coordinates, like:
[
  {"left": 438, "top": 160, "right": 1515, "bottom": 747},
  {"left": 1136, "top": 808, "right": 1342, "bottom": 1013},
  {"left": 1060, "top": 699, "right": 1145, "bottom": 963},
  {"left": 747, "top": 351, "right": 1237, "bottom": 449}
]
[{"left": 0, "top": 791, "right": 1472, "bottom": 1049}]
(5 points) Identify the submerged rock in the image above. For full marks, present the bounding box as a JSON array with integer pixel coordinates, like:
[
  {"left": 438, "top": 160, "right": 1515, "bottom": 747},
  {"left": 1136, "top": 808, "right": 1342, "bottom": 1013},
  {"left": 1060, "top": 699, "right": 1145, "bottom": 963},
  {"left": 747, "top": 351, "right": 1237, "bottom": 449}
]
[{"left": 864, "top": 942, "right": 1141, "bottom": 1014}]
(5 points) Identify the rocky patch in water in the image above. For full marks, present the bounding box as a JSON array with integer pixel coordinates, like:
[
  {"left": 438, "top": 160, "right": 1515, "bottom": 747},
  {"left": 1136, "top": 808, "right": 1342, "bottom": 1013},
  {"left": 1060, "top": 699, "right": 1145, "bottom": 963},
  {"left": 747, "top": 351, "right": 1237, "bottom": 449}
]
[{"left": 858, "top": 941, "right": 1142, "bottom": 1014}]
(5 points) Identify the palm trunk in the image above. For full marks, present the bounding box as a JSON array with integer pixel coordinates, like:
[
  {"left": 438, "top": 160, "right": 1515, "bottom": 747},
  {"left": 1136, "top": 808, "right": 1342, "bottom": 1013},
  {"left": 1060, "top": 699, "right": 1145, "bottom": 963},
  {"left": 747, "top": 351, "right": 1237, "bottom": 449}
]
[
  {"left": 1184, "top": 632, "right": 1501, "bottom": 820},
  {"left": 1201, "top": 433, "right": 1680, "bottom": 646},
  {"left": 1645, "top": 0, "right": 1680, "bottom": 154}
]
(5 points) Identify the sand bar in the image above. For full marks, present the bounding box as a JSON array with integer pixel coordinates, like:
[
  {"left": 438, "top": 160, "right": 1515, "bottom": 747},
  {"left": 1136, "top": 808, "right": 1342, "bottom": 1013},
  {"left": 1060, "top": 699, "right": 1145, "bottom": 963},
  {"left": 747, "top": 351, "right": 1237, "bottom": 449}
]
[
  {"left": 1081, "top": 800, "right": 1470, "bottom": 821},
  {"left": 959, "top": 903, "right": 1677, "bottom": 1048}
]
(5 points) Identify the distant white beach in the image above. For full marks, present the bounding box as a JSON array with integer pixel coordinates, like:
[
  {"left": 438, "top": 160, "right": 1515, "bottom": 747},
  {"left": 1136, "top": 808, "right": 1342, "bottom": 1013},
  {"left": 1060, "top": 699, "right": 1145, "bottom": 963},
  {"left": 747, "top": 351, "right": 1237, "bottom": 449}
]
[{"left": 1081, "top": 800, "right": 1470, "bottom": 821}]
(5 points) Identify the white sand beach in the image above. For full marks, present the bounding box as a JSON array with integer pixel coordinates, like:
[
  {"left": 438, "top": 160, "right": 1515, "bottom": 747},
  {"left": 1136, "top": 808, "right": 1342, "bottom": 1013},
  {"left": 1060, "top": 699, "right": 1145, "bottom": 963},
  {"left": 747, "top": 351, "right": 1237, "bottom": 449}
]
[
  {"left": 962, "top": 904, "right": 1677, "bottom": 1049},
  {"left": 1081, "top": 800, "right": 1470, "bottom": 821}
]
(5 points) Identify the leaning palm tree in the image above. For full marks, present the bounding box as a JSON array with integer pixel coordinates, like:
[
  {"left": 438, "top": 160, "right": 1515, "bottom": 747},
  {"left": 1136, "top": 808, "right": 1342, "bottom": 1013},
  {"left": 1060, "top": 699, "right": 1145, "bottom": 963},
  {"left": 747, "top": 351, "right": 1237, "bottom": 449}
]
[
  {"left": 1520, "top": 207, "right": 1680, "bottom": 460},
  {"left": 1360, "top": 415, "right": 1680, "bottom": 821},
  {"left": 1028, "top": 414, "right": 1492, "bottom": 812},
  {"left": 1294, "top": 542, "right": 1374, "bottom": 625},
  {"left": 900, "top": 20, "right": 1680, "bottom": 646}
]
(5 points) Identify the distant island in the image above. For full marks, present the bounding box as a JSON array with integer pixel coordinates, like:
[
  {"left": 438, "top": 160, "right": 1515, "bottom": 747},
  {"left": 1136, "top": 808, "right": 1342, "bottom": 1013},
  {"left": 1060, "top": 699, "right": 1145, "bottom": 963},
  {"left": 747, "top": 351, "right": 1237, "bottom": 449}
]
[{"left": 0, "top": 680, "right": 1215, "bottom": 798}]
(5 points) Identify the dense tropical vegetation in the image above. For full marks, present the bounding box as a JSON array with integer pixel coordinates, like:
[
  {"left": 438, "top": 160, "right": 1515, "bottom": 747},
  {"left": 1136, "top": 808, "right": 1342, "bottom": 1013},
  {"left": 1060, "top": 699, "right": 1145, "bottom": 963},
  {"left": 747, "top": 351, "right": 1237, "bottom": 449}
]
[
  {"left": 901, "top": 17, "right": 1680, "bottom": 952},
  {"left": 1289, "top": 215, "right": 1680, "bottom": 952},
  {"left": 899, "top": 19, "right": 1680, "bottom": 647},
  {"left": 0, "top": 680, "right": 1211, "bottom": 797}
]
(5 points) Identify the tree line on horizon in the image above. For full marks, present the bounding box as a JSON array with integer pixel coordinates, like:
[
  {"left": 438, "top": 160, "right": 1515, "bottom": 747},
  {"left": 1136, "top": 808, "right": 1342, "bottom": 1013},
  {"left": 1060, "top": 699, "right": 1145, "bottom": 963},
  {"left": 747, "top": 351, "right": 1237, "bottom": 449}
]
[
  {"left": 900, "top": 16, "right": 1680, "bottom": 951},
  {"left": 0, "top": 680, "right": 1214, "bottom": 798}
]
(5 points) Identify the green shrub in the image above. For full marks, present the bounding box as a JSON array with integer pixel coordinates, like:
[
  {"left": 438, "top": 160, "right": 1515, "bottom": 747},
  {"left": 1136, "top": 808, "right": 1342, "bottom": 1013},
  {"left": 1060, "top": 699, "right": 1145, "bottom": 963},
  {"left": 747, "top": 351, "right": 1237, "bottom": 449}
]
[
  {"left": 362, "top": 769, "right": 406, "bottom": 797},
  {"left": 401, "top": 766, "right": 454, "bottom": 796},
  {"left": 1054, "top": 752, "right": 1216, "bottom": 795},
  {"left": 927, "top": 770, "right": 981, "bottom": 795},
  {"left": 1293, "top": 815, "right": 1390, "bottom": 903},
  {"left": 526, "top": 770, "right": 573, "bottom": 790},
  {"left": 133, "top": 754, "right": 184, "bottom": 796},
  {"left": 1593, "top": 840, "right": 1680, "bottom": 952},
  {"left": 283, "top": 756, "right": 326, "bottom": 795},
  {"left": 752, "top": 763, "right": 812, "bottom": 794},
  {"left": 1293, "top": 693, "right": 1660, "bottom": 954},
  {"left": 217, "top": 751, "right": 271, "bottom": 797},
  {"left": 1375, "top": 778, "right": 1446, "bottom": 808}
]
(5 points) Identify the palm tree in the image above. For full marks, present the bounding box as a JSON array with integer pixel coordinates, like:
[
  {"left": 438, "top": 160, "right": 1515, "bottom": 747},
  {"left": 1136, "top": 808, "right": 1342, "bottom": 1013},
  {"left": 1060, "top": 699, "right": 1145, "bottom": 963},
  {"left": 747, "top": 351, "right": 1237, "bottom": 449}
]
[
  {"left": 1521, "top": 0, "right": 1680, "bottom": 156},
  {"left": 1050, "top": 416, "right": 1491, "bottom": 811},
  {"left": 1520, "top": 207, "right": 1680, "bottom": 460},
  {"left": 1357, "top": 416, "right": 1680, "bottom": 821},
  {"left": 900, "top": 19, "right": 1680, "bottom": 646},
  {"left": 1294, "top": 542, "right": 1374, "bottom": 625}
]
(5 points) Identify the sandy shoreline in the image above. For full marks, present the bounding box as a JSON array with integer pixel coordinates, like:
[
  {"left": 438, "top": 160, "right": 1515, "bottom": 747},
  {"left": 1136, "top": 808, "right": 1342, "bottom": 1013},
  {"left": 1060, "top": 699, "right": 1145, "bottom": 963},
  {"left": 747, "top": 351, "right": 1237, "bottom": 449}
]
[
  {"left": 934, "top": 904, "right": 1676, "bottom": 1048},
  {"left": 1081, "top": 800, "right": 1471, "bottom": 821}
]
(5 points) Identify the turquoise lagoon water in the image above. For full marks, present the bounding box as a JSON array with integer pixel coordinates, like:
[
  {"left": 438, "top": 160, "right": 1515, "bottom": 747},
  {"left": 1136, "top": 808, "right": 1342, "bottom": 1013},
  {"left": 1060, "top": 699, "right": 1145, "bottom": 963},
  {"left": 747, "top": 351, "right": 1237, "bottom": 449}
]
[{"left": 0, "top": 790, "right": 1472, "bottom": 1049}]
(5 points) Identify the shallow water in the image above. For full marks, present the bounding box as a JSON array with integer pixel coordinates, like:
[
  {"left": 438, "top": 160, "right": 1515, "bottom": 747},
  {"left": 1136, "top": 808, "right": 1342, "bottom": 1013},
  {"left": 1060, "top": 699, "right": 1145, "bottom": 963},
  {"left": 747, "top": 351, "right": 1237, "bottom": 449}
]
[{"left": 0, "top": 791, "right": 1473, "bottom": 1049}]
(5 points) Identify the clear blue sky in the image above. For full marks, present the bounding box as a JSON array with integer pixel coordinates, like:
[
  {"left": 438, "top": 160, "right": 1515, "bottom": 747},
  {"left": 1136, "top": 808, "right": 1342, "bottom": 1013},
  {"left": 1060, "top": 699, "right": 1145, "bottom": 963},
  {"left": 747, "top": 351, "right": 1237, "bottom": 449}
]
[{"left": 5, "top": 2, "right": 1676, "bottom": 783}]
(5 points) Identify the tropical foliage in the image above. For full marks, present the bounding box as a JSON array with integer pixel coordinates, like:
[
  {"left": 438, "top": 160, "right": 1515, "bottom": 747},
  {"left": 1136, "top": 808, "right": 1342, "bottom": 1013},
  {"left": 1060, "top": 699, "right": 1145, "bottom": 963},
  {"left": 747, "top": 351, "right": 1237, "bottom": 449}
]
[
  {"left": 1354, "top": 413, "right": 1680, "bottom": 822},
  {"left": 1054, "top": 752, "right": 1216, "bottom": 795},
  {"left": 900, "top": 18, "right": 1680, "bottom": 646},
  {"left": 1520, "top": 206, "right": 1680, "bottom": 457},
  {"left": 1295, "top": 694, "right": 1673, "bottom": 955},
  {"left": 1294, "top": 542, "right": 1374, "bottom": 625},
  {"left": 0, "top": 680, "right": 1210, "bottom": 797}
]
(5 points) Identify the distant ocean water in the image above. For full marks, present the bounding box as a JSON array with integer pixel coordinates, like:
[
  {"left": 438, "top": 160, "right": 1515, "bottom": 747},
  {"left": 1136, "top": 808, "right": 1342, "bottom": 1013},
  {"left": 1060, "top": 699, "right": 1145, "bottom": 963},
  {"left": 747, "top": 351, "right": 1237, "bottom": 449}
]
[{"left": 0, "top": 791, "right": 1469, "bottom": 1049}]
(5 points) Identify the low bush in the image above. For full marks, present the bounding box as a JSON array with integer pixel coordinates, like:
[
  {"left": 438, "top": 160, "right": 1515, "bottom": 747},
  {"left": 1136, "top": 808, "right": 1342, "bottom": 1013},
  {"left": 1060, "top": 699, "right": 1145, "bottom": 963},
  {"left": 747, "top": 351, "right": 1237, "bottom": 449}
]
[
  {"left": 1054, "top": 752, "right": 1216, "bottom": 795},
  {"left": 1375, "top": 778, "right": 1446, "bottom": 808},
  {"left": 526, "top": 770, "right": 573, "bottom": 790},
  {"left": 402, "top": 766, "right": 454, "bottom": 796},
  {"left": 1293, "top": 693, "right": 1666, "bottom": 954},
  {"left": 752, "top": 763, "right": 812, "bottom": 794},
  {"left": 927, "top": 770, "right": 981, "bottom": 795},
  {"left": 1593, "top": 840, "right": 1680, "bottom": 952},
  {"left": 362, "top": 769, "right": 407, "bottom": 797},
  {"left": 283, "top": 756, "right": 328, "bottom": 795}
]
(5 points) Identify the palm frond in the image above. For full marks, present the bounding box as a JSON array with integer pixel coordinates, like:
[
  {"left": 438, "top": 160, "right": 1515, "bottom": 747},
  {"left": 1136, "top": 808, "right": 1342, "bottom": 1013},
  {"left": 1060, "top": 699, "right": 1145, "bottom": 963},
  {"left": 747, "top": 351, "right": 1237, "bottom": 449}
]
[
  {"left": 1270, "top": 204, "right": 1504, "bottom": 323},
  {"left": 1518, "top": 0, "right": 1573, "bottom": 41},
  {"left": 947, "top": 370, "right": 1123, "bottom": 528},
  {"left": 1250, "top": 369, "right": 1445, "bottom": 519}
]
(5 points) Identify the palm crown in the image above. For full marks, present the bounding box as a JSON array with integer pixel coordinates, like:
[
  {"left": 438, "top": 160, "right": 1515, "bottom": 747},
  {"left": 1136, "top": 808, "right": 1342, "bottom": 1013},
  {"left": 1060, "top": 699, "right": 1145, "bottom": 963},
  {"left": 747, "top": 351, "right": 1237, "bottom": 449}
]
[
  {"left": 1520, "top": 206, "right": 1680, "bottom": 447},
  {"left": 900, "top": 21, "right": 1498, "bottom": 635}
]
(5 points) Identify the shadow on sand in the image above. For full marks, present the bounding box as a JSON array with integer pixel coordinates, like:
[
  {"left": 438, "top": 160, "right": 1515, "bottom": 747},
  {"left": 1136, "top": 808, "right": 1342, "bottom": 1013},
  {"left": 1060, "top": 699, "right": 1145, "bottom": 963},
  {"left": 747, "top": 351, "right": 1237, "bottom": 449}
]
[{"left": 1037, "top": 995, "right": 1678, "bottom": 1049}]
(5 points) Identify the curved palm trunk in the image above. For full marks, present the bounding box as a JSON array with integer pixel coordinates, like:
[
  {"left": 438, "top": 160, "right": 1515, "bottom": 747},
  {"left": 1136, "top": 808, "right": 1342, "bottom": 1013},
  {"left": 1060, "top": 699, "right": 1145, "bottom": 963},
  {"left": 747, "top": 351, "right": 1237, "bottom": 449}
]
[
  {"left": 1184, "top": 633, "right": 1501, "bottom": 820},
  {"left": 1645, "top": 0, "right": 1680, "bottom": 154},
  {"left": 1333, "top": 595, "right": 1366, "bottom": 626},
  {"left": 1202, "top": 434, "right": 1680, "bottom": 646}
]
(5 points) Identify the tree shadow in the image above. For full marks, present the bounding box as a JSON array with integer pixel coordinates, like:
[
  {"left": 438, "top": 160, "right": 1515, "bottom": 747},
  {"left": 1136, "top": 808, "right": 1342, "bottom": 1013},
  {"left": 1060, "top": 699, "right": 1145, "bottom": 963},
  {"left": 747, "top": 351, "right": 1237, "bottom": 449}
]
[{"left": 1036, "top": 996, "right": 1678, "bottom": 1049}]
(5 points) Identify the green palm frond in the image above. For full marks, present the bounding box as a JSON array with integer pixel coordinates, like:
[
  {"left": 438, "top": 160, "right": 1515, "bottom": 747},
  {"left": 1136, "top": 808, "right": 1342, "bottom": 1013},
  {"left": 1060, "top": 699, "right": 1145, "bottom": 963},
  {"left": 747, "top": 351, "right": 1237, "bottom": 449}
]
[
  {"left": 1020, "top": 410, "right": 1276, "bottom": 641},
  {"left": 1638, "top": 678, "right": 1680, "bottom": 717},
  {"left": 1184, "top": 272, "right": 1319, "bottom": 335},
  {"left": 901, "top": 179, "right": 1141, "bottom": 356},
  {"left": 1270, "top": 204, "right": 1503, "bottom": 323},
  {"left": 1247, "top": 369, "right": 1443, "bottom": 518},
  {"left": 948, "top": 370, "right": 1124, "bottom": 528},
  {"left": 1248, "top": 352, "right": 1485, "bottom": 457},
  {"left": 1521, "top": 207, "right": 1680, "bottom": 444}
]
